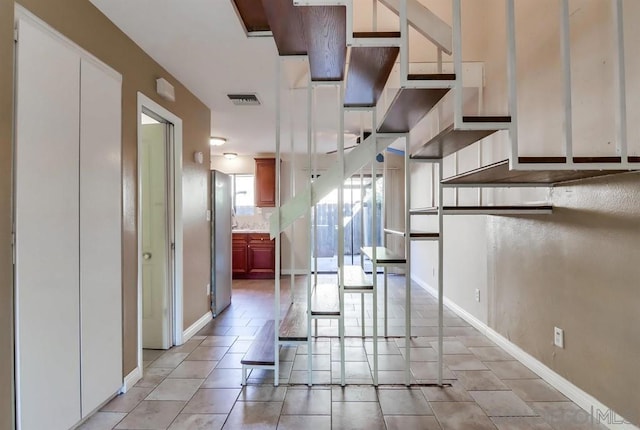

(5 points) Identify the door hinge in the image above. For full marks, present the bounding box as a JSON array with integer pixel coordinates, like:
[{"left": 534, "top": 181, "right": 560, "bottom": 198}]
[{"left": 14, "top": 27, "right": 18, "bottom": 42}]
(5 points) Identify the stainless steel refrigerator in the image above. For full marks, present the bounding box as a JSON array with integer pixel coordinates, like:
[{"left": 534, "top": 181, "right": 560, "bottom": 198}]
[{"left": 211, "top": 170, "right": 232, "bottom": 316}]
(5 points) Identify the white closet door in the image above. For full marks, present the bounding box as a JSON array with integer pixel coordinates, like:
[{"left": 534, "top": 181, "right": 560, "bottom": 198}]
[
  {"left": 79, "top": 59, "right": 123, "bottom": 417},
  {"left": 15, "top": 19, "right": 81, "bottom": 430}
]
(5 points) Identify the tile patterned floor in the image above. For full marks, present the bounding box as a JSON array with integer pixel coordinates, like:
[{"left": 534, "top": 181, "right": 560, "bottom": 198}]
[{"left": 79, "top": 276, "right": 607, "bottom": 430}]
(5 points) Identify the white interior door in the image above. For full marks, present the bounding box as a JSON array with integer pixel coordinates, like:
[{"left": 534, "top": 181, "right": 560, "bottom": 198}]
[
  {"left": 141, "top": 122, "right": 171, "bottom": 349},
  {"left": 79, "top": 58, "right": 123, "bottom": 417},
  {"left": 15, "top": 18, "right": 81, "bottom": 430}
]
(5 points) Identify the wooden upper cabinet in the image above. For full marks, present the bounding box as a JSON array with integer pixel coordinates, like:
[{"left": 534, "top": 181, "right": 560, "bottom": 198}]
[{"left": 254, "top": 158, "right": 276, "bottom": 207}]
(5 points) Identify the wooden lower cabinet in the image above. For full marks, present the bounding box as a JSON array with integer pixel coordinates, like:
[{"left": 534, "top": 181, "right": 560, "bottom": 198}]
[{"left": 232, "top": 233, "right": 276, "bottom": 279}]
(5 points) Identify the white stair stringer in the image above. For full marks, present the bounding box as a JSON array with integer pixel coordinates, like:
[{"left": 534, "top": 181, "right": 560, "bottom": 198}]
[
  {"left": 378, "top": 0, "right": 452, "bottom": 55},
  {"left": 269, "top": 135, "right": 398, "bottom": 238}
]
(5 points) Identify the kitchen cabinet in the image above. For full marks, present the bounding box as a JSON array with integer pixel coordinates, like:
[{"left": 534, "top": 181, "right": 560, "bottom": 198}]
[
  {"left": 232, "top": 234, "right": 248, "bottom": 276},
  {"left": 254, "top": 158, "right": 276, "bottom": 207},
  {"left": 232, "top": 233, "right": 276, "bottom": 279}
]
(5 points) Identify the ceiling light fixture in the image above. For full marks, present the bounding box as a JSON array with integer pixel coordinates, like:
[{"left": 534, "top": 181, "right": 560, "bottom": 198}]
[
  {"left": 210, "top": 137, "right": 226, "bottom": 146},
  {"left": 223, "top": 152, "right": 238, "bottom": 160}
]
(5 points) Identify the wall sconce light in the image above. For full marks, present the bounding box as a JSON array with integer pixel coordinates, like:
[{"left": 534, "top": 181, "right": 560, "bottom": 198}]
[
  {"left": 210, "top": 137, "right": 226, "bottom": 146},
  {"left": 194, "top": 151, "right": 204, "bottom": 164},
  {"left": 223, "top": 152, "right": 238, "bottom": 160}
]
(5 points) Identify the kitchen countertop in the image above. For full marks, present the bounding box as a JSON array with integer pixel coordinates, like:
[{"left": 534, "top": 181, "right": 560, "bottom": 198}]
[{"left": 232, "top": 229, "right": 270, "bottom": 234}]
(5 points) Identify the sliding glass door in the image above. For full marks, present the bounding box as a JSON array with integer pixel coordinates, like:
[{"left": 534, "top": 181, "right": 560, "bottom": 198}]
[{"left": 312, "top": 174, "right": 383, "bottom": 273}]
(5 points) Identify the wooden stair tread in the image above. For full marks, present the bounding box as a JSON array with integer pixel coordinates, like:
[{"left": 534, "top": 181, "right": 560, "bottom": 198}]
[
  {"left": 353, "top": 31, "right": 401, "bottom": 38},
  {"left": 279, "top": 303, "right": 308, "bottom": 342},
  {"left": 384, "top": 228, "right": 439, "bottom": 239},
  {"left": 241, "top": 320, "right": 275, "bottom": 366},
  {"left": 301, "top": 6, "right": 347, "bottom": 81},
  {"left": 361, "top": 246, "right": 406, "bottom": 264},
  {"left": 413, "top": 116, "right": 511, "bottom": 159},
  {"left": 377, "top": 86, "right": 453, "bottom": 133},
  {"left": 441, "top": 159, "right": 633, "bottom": 185},
  {"left": 407, "top": 73, "right": 456, "bottom": 81},
  {"left": 311, "top": 283, "right": 341, "bottom": 316},
  {"left": 261, "top": 0, "right": 307, "bottom": 56},
  {"left": 412, "top": 204, "right": 552, "bottom": 215},
  {"left": 232, "top": 0, "right": 270, "bottom": 33},
  {"left": 345, "top": 46, "right": 399, "bottom": 108},
  {"left": 341, "top": 265, "right": 373, "bottom": 290}
]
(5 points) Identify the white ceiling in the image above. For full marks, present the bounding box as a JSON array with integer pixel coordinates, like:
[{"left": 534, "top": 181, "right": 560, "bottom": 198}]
[{"left": 89, "top": 0, "right": 381, "bottom": 155}]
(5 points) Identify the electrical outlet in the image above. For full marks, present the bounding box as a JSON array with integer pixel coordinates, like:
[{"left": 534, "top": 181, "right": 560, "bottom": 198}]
[
  {"left": 554, "top": 327, "right": 564, "bottom": 348},
  {"left": 475, "top": 289, "right": 481, "bottom": 302},
  {"left": 206, "top": 210, "right": 211, "bottom": 221},
  {"left": 206, "top": 283, "right": 210, "bottom": 295}
]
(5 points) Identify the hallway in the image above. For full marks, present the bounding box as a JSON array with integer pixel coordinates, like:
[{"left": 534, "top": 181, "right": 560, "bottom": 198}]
[{"left": 81, "top": 277, "right": 605, "bottom": 430}]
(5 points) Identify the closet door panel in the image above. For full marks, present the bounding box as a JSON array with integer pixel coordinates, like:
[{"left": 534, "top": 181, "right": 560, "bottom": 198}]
[
  {"left": 79, "top": 59, "right": 123, "bottom": 417},
  {"left": 15, "top": 18, "right": 81, "bottom": 430}
]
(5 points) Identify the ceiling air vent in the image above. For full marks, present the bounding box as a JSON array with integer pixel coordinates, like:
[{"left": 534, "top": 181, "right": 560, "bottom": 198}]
[{"left": 227, "top": 93, "right": 261, "bottom": 106}]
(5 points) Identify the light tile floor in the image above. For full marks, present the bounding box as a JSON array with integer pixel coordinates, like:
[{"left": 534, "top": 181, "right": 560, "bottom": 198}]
[{"left": 80, "top": 276, "right": 607, "bottom": 430}]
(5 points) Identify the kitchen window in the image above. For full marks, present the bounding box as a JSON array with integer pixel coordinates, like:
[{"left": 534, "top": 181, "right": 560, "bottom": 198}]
[{"left": 231, "top": 174, "right": 256, "bottom": 216}]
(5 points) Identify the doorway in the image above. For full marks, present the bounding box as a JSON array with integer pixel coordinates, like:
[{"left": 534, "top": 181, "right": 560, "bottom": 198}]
[
  {"left": 312, "top": 174, "right": 383, "bottom": 273},
  {"left": 136, "top": 93, "right": 184, "bottom": 372}
]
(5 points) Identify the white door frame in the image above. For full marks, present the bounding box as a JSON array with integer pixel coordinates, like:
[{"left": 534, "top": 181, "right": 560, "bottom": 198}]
[{"left": 136, "top": 92, "right": 184, "bottom": 373}]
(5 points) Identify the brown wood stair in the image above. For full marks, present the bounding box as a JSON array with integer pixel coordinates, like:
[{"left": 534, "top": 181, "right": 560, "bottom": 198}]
[
  {"left": 384, "top": 228, "right": 440, "bottom": 240},
  {"left": 345, "top": 45, "right": 399, "bottom": 108},
  {"left": 441, "top": 158, "right": 635, "bottom": 186},
  {"left": 279, "top": 303, "right": 308, "bottom": 342},
  {"left": 341, "top": 265, "right": 373, "bottom": 291},
  {"left": 412, "top": 116, "right": 511, "bottom": 159},
  {"left": 241, "top": 320, "right": 275, "bottom": 366},
  {"left": 261, "top": 0, "right": 307, "bottom": 56},
  {"left": 361, "top": 246, "right": 406, "bottom": 264},
  {"left": 301, "top": 6, "right": 347, "bottom": 81},
  {"left": 410, "top": 205, "right": 553, "bottom": 215},
  {"left": 377, "top": 74, "right": 456, "bottom": 134},
  {"left": 232, "top": 0, "right": 271, "bottom": 34},
  {"left": 311, "top": 283, "right": 341, "bottom": 316}
]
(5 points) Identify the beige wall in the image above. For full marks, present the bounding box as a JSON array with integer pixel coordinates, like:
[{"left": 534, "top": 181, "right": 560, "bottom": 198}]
[
  {"left": 410, "top": 0, "right": 640, "bottom": 425},
  {"left": 0, "top": 0, "right": 15, "bottom": 427},
  {"left": 1, "top": 2, "right": 212, "bottom": 415}
]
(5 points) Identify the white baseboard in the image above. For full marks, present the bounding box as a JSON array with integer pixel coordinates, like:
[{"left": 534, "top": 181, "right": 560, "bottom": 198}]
[
  {"left": 412, "top": 276, "right": 638, "bottom": 430},
  {"left": 120, "top": 367, "right": 142, "bottom": 394},
  {"left": 182, "top": 311, "right": 212, "bottom": 342},
  {"left": 281, "top": 269, "right": 308, "bottom": 275}
]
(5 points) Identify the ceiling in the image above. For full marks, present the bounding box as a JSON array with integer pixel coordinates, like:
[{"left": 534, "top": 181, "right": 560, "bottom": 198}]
[{"left": 88, "top": 0, "right": 389, "bottom": 155}]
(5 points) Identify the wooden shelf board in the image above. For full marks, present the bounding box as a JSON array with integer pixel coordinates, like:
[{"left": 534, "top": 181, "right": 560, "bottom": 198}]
[
  {"left": 410, "top": 204, "right": 552, "bottom": 215},
  {"left": 413, "top": 116, "right": 511, "bottom": 159},
  {"left": 241, "top": 320, "right": 275, "bottom": 366},
  {"left": 311, "top": 283, "right": 341, "bottom": 316},
  {"left": 341, "top": 265, "right": 373, "bottom": 290},
  {"left": 344, "top": 46, "right": 399, "bottom": 108},
  {"left": 443, "top": 205, "right": 553, "bottom": 215},
  {"left": 301, "top": 6, "right": 347, "bottom": 81},
  {"left": 262, "top": 0, "right": 307, "bottom": 56},
  {"left": 409, "top": 207, "right": 438, "bottom": 215},
  {"left": 384, "top": 228, "right": 439, "bottom": 239},
  {"left": 442, "top": 159, "right": 633, "bottom": 185},
  {"left": 279, "top": 303, "right": 308, "bottom": 342},
  {"left": 353, "top": 31, "right": 401, "bottom": 38},
  {"left": 377, "top": 86, "right": 453, "bottom": 133},
  {"left": 407, "top": 73, "right": 456, "bottom": 81},
  {"left": 361, "top": 246, "right": 406, "bottom": 264}
]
